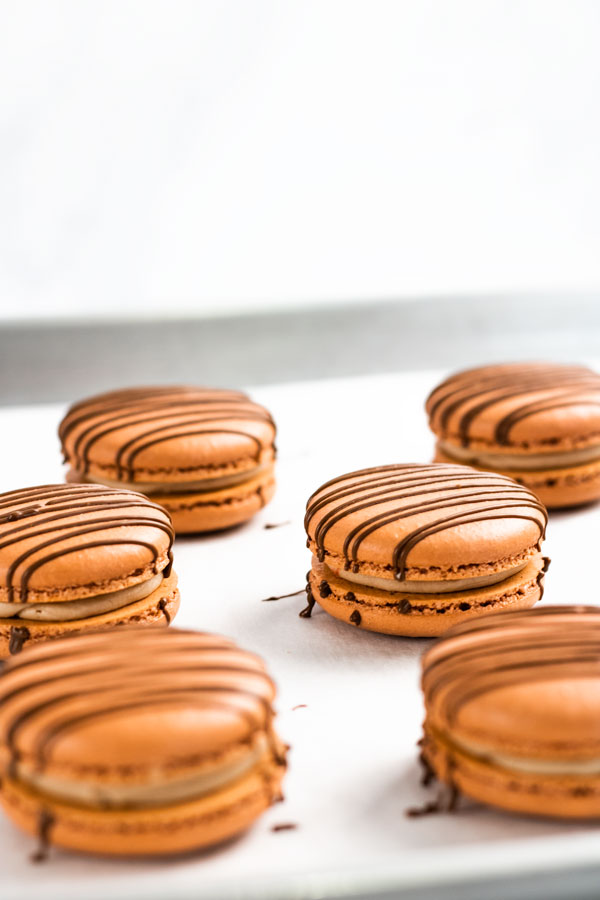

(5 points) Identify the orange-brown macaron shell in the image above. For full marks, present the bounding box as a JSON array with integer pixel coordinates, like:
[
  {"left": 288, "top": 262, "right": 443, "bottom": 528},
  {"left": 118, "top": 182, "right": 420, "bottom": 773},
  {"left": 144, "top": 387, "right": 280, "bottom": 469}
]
[
  {"left": 305, "top": 464, "right": 547, "bottom": 584},
  {"left": 0, "top": 484, "right": 174, "bottom": 603},
  {"left": 0, "top": 571, "right": 179, "bottom": 660},
  {"left": 0, "top": 628, "right": 285, "bottom": 855},
  {"left": 308, "top": 556, "right": 545, "bottom": 638},
  {"left": 1, "top": 763, "right": 281, "bottom": 857},
  {"left": 421, "top": 606, "right": 600, "bottom": 818},
  {"left": 426, "top": 362, "right": 600, "bottom": 451},
  {"left": 434, "top": 445, "right": 600, "bottom": 510},
  {"left": 421, "top": 727, "right": 600, "bottom": 820},
  {"left": 59, "top": 386, "right": 277, "bottom": 486},
  {"left": 146, "top": 464, "right": 276, "bottom": 534}
]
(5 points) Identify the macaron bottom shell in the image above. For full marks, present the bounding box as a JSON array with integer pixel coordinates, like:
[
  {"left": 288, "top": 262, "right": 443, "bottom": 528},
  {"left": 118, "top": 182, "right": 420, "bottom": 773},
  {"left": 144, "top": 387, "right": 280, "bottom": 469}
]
[
  {"left": 421, "top": 727, "right": 600, "bottom": 820},
  {"left": 0, "top": 757, "right": 285, "bottom": 857},
  {"left": 152, "top": 467, "right": 276, "bottom": 533},
  {"left": 434, "top": 445, "right": 600, "bottom": 510},
  {"left": 0, "top": 571, "right": 180, "bottom": 659},
  {"left": 67, "top": 467, "right": 276, "bottom": 533},
  {"left": 307, "top": 558, "right": 546, "bottom": 637}
]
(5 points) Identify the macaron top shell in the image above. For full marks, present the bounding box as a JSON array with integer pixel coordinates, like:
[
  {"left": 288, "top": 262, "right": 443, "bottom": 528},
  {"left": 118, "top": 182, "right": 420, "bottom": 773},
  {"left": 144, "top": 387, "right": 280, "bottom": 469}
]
[
  {"left": 305, "top": 464, "right": 547, "bottom": 581},
  {"left": 59, "top": 386, "right": 277, "bottom": 484},
  {"left": 0, "top": 628, "right": 276, "bottom": 777},
  {"left": 426, "top": 362, "right": 600, "bottom": 450},
  {"left": 423, "top": 606, "right": 600, "bottom": 761},
  {"left": 0, "top": 484, "right": 173, "bottom": 603}
]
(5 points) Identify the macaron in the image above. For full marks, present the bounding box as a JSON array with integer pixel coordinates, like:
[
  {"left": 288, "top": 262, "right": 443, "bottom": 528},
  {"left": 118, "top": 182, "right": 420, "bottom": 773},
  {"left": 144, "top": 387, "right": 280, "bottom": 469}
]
[
  {"left": 0, "top": 627, "right": 287, "bottom": 857},
  {"left": 0, "top": 483, "right": 178, "bottom": 658},
  {"left": 303, "top": 463, "right": 548, "bottom": 637},
  {"left": 59, "top": 385, "right": 277, "bottom": 533},
  {"left": 426, "top": 361, "right": 600, "bottom": 508},
  {"left": 420, "top": 606, "right": 600, "bottom": 819}
]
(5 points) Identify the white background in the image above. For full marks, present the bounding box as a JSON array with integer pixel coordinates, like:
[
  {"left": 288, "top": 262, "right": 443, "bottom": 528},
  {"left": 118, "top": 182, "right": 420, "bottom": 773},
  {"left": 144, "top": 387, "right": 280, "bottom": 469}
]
[{"left": 2, "top": 0, "right": 600, "bottom": 321}]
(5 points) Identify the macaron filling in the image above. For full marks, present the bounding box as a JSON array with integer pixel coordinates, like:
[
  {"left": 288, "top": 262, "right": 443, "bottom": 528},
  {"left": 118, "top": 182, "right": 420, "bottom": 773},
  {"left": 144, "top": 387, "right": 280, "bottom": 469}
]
[
  {"left": 437, "top": 729, "right": 600, "bottom": 776},
  {"left": 322, "top": 561, "right": 528, "bottom": 594},
  {"left": 16, "top": 737, "right": 269, "bottom": 809},
  {"left": 438, "top": 440, "right": 600, "bottom": 471},
  {"left": 0, "top": 572, "right": 165, "bottom": 622},
  {"left": 75, "top": 462, "right": 272, "bottom": 495}
]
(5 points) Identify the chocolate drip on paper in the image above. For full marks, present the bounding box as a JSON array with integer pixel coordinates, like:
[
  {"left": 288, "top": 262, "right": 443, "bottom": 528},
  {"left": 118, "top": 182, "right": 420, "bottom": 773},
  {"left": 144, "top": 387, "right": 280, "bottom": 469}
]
[
  {"left": 426, "top": 363, "right": 600, "bottom": 446},
  {"left": 262, "top": 589, "right": 304, "bottom": 602},
  {"left": 0, "top": 485, "right": 174, "bottom": 603},
  {"left": 58, "top": 386, "right": 276, "bottom": 479},
  {"left": 305, "top": 464, "right": 547, "bottom": 581}
]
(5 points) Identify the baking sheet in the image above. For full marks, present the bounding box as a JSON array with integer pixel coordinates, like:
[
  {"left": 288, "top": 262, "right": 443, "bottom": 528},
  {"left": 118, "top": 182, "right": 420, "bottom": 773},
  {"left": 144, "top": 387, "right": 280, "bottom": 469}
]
[{"left": 1, "top": 369, "right": 599, "bottom": 900}]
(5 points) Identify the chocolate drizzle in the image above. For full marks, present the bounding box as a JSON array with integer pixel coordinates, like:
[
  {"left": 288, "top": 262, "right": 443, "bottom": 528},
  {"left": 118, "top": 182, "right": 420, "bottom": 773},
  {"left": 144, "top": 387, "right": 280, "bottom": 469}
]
[
  {"left": 0, "top": 484, "right": 174, "bottom": 604},
  {"left": 0, "top": 628, "right": 284, "bottom": 791},
  {"left": 58, "top": 386, "right": 276, "bottom": 480},
  {"left": 298, "top": 570, "right": 316, "bottom": 619},
  {"left": 261, "top": 589, "right": 304, "bottom": 602},
  {"left": 31, "top": 809, "right": 54, "bottom": 863},
  {"left": 426, "top": 363, "right": 600, "bottom": 447},
  {"left": 158, "top": 598, "right": 171, "bottom": 624},
  {"left": 9, "top": 626, "right": 30, "bottom": 655},
  {"left": 422, "top": 605, "right": 600, "bottom": 728},
  {"left": 304, "top": 464, "right": 547, "bottom": 581}
]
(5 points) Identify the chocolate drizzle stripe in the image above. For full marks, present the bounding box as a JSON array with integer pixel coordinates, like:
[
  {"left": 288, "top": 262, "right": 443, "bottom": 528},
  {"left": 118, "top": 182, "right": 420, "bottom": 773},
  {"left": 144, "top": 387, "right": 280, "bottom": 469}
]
[
  {"left": 422, "top": 608, "right": 600, "bottom": 726},
  {"left": 426, "top": 364, "right": 600, "bottom": 446},
  {"left": 0, "top": 485, "right": 174, "bottom": 602},
  {"left": 58, "top": 387, "right": 276, "bottom": 479},
  {"left": 0, "top": 632, "right": 279, "bottom": 775},
  {"left": 305, "top": 464, "right": 547, "bottom": 581}
]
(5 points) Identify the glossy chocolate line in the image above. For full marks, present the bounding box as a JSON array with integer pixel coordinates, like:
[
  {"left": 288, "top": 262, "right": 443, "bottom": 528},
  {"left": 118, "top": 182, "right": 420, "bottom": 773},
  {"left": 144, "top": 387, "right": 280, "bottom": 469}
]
[
  {"left": 306, "top": 469, "right": 509, "bottom": 533},
  {"left": 343, "top": 495, "right": 545, "bottom": 574},
  {"left": 0, "top": 636, "right": 241, "bottom": 681},
  {"left": 306, "top": 465, "right": 519, "bottom": 535},
  {"left": 117, "top": 429, "right": 265, "bottom": 481},
  {"left": 427, "top": 365, "right": 600, "bottom": 446},
  {"left": 430, "top": 369, "right": 590, "bottom": 432},
  {"left": 306, "top": 465, "right": 546, "bottom": 580},
  {"left": 422, "top": 612, "right": 600, "bottom": 722},
  {"left": 80, "top": 411, "right": 272, "bottom": 478},
  {"left": 70, "top": 400, "right": 262, "bottom": 458},
  {"left": 59, "top": 387, "right": 276, "bottom": 480},
  {"left": 59, "top": 388, "right": 249, "bottom": 442},
  {"left": 426, "top": 365, "right": 588, "bottom": 423},
  {"left": 3, "top": 657, "right": 275, "bottom": 769},
  {"left": 4, "top": 518, "right": 173, "bottom": 603},
  {"left": 423, "top": 632, "right": 593, "bottom": 701},
  {"left": 0, "top": 485, "right": 174, "bottom": 602}
]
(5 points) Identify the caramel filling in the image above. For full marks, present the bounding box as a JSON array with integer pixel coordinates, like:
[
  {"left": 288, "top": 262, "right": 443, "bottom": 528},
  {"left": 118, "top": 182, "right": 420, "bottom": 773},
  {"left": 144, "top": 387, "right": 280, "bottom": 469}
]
[
  {"left": 0, "top": 573, "right": 164, "bottom": 622},
  {"left": 450, "top": 733, "right": 600, "bottom": 775},
  {"left": 439, "top": 440, "right": 600, "bottom": 472},
  {"left": 17, "top": 738, "right": 269, "bottom": 808},
  {"left": 77, "top": 463, "right": 271, "bottom": 495},
  {"left": 323, "top": 562, "right": 528, "bottom": 594}
]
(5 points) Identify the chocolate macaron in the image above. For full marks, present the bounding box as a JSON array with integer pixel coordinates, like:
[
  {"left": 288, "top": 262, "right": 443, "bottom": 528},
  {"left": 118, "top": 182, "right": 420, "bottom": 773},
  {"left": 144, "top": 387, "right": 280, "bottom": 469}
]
[
  {"left": 303, "top": 464, "right": 548, "bottom": 637},
  {"left": 0, "top": 627, "right": 287, "bottom": 856},
  {"left": 427, "top": 362, "right": 600, "bottom": 508},
  {"left": 0, "top": 483, "right": 178, "bottom": 657},
  {"left": 420, "top": 606, "right": 600, "bottom": 819},
  {"left": 59, "top": 386, "right": 277, "bottom": 532}
]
